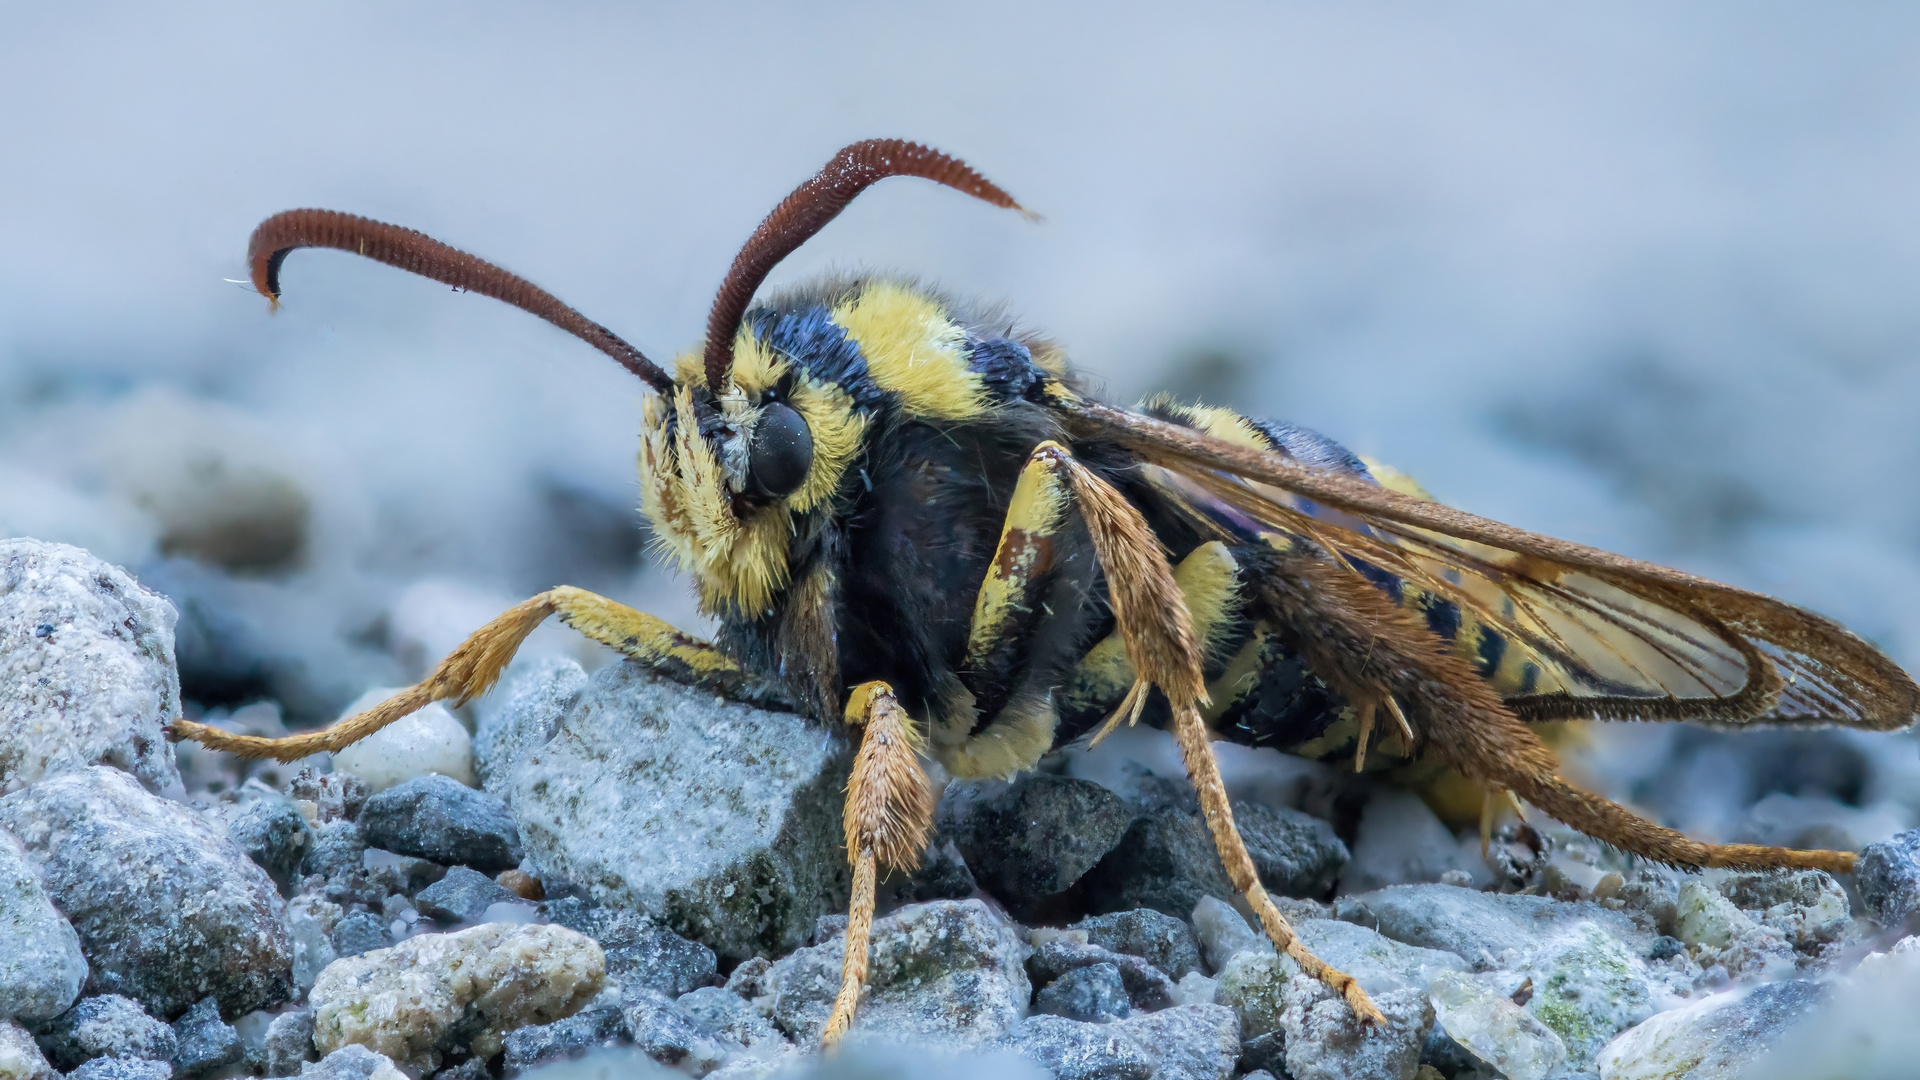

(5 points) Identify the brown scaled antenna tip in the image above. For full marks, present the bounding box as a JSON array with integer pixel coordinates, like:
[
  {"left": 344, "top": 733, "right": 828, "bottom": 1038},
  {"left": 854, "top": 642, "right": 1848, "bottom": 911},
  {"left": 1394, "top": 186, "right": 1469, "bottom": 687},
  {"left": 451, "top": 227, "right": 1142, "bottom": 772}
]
[
  {"left": 247, "top": 209, "right": 675, "bottom": 393},
  {"left": 702, "top": 139, "right": 1032, "bottom": 393}
]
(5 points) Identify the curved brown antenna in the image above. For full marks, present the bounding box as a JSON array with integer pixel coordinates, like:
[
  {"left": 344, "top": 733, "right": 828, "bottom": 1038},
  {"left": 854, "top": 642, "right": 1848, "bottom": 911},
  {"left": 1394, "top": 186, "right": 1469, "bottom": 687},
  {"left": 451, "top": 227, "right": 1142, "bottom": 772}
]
[
  {"left": 248, "top": 209, "right": 674, "bottom": 393},
  {"left": 703, "top": 139, "right": 1030, "bottom": 391}
]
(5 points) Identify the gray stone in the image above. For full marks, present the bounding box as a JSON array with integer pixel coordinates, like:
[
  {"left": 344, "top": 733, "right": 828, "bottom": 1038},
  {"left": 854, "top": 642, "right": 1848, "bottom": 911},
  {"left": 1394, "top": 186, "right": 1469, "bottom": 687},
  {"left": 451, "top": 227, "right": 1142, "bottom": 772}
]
[
  {"left": 540, "top": 898, "right": 719, "bottom": 998},
  {"left": 894, "top": 837, "right": 977, "bottom": 903},
  {"left": 1235, "top": 802, "right": 1348, "bottom": 899},
  {"left": 674, "top": 988, "right": 780, "bottom": 1050},
  {"left": 301, "top": 820, "right": 368, "bottom": 882},
  {"left": 1111, "top": 1003, "right": 1240, "bottom": 1080},
  {"left": 1036, "top": 963, "right": 1130, "bottom": 1024},
  {"left": 499, "top": 1007, "right": 625, "bottom": 1072},
  {"left": 619, "top": 992, "right": 734, "bottom": 1074},
  {"left": 360, "top": 775, "right": 522, "bottom": 874},
  {"left": 1029, "top": 939, "right": 1176, "bottom": 1011},
  {"left": 1712, "top": 868, "right": 1851, "bottom": 950},
  {"left": 412, "top": 867, "right": 516, "bottom": 924},
  {"left": 1190, "top": 895, "right": 1266, "bottom": 973},
  {"left": 1336, "top": 883, "right": 1654, "bottom": 960},
  {"left": 284, "top": 897, "right": 339, "bottom": 993},
  {"left": 472, "top": 657, "right": 591, "bottom": 800},
  {"left": 432, "top": 1059, "right": 490, "bottom": 1080},
  {"left": 169, "top": 998, "right": 241, "bottom": 1077},
  {"left": 0, "top": 768, "right": 292, "bottom": 1019},
  {"left": 263, "top": 1011, "right": 315, "bottom": 1077},
  {"left": 327, "top": 912, "right": 389, "bottom": 959},
  {"left": 64, "top": 1059, "right": 172, "bottom": 1080},
  {"left": 0, "top": 540, "right": 181, "bottom": 795},
  {"left": 1280, "top": 983, "right": 1431, "bottom": 1080},
  {"left": 507, "top": 1047, "right": 677, "bottom": 1080},
  {"left": 996, "top": 1015, "right": 1154, "bottom": 1080},
  {"left": 1072, "top": 908, "right": 1201, "bottom": 980},
  {"left": 294, "top": 1045, "right": 406, "bottom": 1080},
  {"left": 35, "top": 995, "right": 175, "bottom": 1071},
  {"left": 1080, "top": 807, "right": 1234, "bottom": 920},
  {"left": 0, "top": 1020, "right": 52, "bottom": 1080},
  {"left": 1856, "top": 828, "right": 1920, "bottom": 928},
  {"left": 943, "top": 775, "right": 1135, "bottom": 913},
  {"left": 228, "top": 797, "right": 313, "bottom": 890},
  {"left": 1427, "top": 972, "right": 1565, "bottom": 1080},
  {"left": 763, "top": 899, "right": 1030, "bottom": 1051},
  {"left": 495, "top": 660, "right": 851, "bottom": 961},
  {"left": 0, "top": 825, "right": 85, "bottom": 1023},
  {"left": 1596, "top": 979, "right": 1829, "bottom": 1080}
]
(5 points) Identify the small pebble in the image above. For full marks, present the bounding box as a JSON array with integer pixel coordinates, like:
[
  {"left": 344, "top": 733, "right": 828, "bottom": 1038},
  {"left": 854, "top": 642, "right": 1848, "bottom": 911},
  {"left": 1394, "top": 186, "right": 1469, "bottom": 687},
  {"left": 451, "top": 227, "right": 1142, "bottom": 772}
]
[
  {"left": 1853, "top": 829, "right": 1920, "bottom": 928},
  {"left": 169, "top": 998, "right": 242, "bottom": 1078},
  {"left": 499, "top": 1007, "right": 626, "bottom": 1073},
  {"left": 34, "top": 995, "right": 175, "bottom": 1071},
  {"left": 263, "top": 1011, "right": 315, "bottom": 1078},
  {"left": 412, "top": 867, "right": 517, "bottom": 924},
  {"left": 328, "top": 912, "right": 390, "bottom": 959},
  {"left": 497, "top": 869, "right": 544, "bottom": 900},
  {"left": 0, "top": 1020, "right": 53, "bottom": 1080},
  {"left": 1073, "top": 908, "right": 1203, "bottom": 980},
  {"left": 329, "top": 695, "right": 474, "bottom": 794},
  {"left": 359, "top": 775, "right": 521, "bottom": 874},
  {"left": 1036, "top": 963, "right": 1131, "bottom": 1024}
]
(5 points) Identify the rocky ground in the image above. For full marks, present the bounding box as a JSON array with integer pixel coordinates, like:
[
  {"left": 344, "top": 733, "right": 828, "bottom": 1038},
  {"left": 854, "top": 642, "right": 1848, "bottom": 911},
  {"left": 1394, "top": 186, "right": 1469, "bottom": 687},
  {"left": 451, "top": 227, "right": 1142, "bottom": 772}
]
[{"left": 6, "top": 536, "right": 1920, "bottom": 1080}]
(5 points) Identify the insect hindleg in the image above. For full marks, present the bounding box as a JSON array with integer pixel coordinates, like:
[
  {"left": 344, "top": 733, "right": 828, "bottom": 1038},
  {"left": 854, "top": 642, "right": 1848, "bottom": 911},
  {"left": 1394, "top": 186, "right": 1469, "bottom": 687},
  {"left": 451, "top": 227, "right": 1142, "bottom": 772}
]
[
  {"left": 823, "top": 681, "right": 935, "bottom": 1046},
  {"left": 168, "top": 586, "right": 745, "bottom": 762},
  {"left": 1053, "top": 449, "right": 1386, "bottom": 1025}
]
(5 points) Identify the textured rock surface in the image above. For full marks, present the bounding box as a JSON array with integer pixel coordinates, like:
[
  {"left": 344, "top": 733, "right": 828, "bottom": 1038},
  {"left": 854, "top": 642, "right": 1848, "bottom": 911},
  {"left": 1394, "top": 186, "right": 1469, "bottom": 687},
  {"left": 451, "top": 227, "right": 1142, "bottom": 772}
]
[
  {"left": 943, "top": 775, "right": 1135, "bottom": 913},
  {"left": 359, "top": 775, "right": 521, "bottom": 873},
  {"left": 1111, "top": 1004, "right": 1240, "bottom": 1080},
  {"left": 1427, "top": 971, "right": 1565, "bottom": 1080},
  {"left": 1029, "top": 939, "right": 1176, "bottom": 1012},
  {"left": 293, "top": 1045, "right": 406, "bottom": 1080},
  {"left": 308, "top": 922, "right": 605, "bottom": 1072},
  {"left": 763, "top": 899, "right": 1030, "bottom": 1051},
  {"left": 542, "top": 898, "right": 719, "bottom": 998},
  {"left": 0, "top": 540, "right": 181, "bottom": 795},
  {"left": 1234, "top": 802, "right": 1349, "bottom": 899},
  {"left": 1035, "top": 963, "right": 1130, "bottom": 1023},
  {"left": 1073, "top": 908, "right": 1202, "bottom": 980},
  {"left": 0, "top": 1021, "right": 51, "bottom": 1080},
  {"left": 410, "top": 867, "right": 516, "bottom": 924},
  {"left": 263, "top": 1011, "right": 315, "bottom": 1078},
  {"left": 675, "top": 987, "right": 782, "bottom": 1051},
  {"left": 169, "top": 998, "right": 241, "bottom": 1077},
  {"left": 327, "top": 912, "right": 389, "bottom": 960},
  {"left": 1596, "top": 979, "right": 1828, "bottom": 1080},
  {"left": 0, "top": 825, "right": 85, "bottom": 1023},
  {"left": 1079, "top": 807, "right": 1234, "bottom": 918},
  {"left": 1281, "top": 983, "right": 1431, "bottom": 1080},
  {"left": 0, "top": 768, "right": 291, "bottom": 1019},
  {"left": 492, "top": 659, "right": 851, "bottom": 961},
  {"left": 64, "top": 1059, "right": 171, "bottom": 1080},
  {"left": 1856, "top": 828, "right": 1920, "bottom": 928},
  {"left": 34, "top": 995, "right": 175, "bottom": 1070},
  {"left": 1337, "top": 883, "right": 1653, "bottom": 961},
  {"left": 500, "top": 1006, "right": 626, "bottom": 1073},
  {"left": 620, "top": 991, "right": 734, "bottom": 1074},
  {"left": 227, "top": 796, "right": 313, "bottom": 891},
  {"left": 996, "top": 1014, "right": 1154, "bottom": 1080}
]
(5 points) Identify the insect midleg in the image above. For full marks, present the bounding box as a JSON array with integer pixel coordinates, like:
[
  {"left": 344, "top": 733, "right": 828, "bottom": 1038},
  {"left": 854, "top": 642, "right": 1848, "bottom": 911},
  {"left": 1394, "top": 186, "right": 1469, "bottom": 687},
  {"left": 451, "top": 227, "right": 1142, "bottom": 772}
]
[
  {"left": 168, "top": 586, "right": 741, "bottom": 761},
  {"left": 823, "top": 681, "right": 934, "bottom": 1046},
  {"left": 1051, "top": 448, "right": 1386, "bottom": 1025}
]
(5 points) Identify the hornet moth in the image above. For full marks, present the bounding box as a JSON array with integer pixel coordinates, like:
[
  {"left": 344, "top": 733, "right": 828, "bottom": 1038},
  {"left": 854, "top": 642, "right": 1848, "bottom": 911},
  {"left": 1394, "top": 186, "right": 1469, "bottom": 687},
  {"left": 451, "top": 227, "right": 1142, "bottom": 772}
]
[{"left": 173, "top": 139, "right": 1920, "bottom": 1037}]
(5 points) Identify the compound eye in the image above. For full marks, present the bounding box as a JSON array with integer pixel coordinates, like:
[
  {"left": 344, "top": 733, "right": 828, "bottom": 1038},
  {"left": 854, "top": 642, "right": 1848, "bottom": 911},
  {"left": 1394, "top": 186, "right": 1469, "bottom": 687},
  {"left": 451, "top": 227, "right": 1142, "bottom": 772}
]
[{"left": 747, "top": 401, "right": 814, "bottom": 498}]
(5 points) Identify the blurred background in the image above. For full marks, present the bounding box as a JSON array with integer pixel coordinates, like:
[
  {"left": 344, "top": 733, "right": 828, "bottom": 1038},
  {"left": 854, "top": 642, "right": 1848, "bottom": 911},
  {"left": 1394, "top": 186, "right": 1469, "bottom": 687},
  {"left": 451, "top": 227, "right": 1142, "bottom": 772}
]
[{"left": 4, "top": 3, "right": 1919, "bottom": 842}]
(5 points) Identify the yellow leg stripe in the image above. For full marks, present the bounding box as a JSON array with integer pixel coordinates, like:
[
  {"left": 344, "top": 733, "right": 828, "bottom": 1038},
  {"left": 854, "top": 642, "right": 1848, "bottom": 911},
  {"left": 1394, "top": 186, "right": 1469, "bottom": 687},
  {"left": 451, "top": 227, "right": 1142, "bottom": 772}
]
[{"left": 965, "top": 445, "right": 1073, "bottom": 670}]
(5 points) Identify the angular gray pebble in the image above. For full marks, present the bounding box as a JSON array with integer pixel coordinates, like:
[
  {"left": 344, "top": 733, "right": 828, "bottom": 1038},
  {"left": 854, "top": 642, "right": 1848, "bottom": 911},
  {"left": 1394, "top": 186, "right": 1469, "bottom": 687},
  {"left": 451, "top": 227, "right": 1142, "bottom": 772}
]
[
  {"left": 944, "top": 775, "right": 1136, "bottom": 914},
  {"left": 294, "top": 1045, "right": 406, "bottom": 1080},
  {"left": 674, "top": 986, "right": 780, "bottom": 1048},
  {"left": 997, "top": 1014, "right": 1154, "bottom": 1080},
  {"left": 327, "top": 912, "right": 390, "bottom": 959},
  {"left": 1078, "top": 807, "right": 1235, "bottom": 921},
  {"left": 263, "top": 1011, "right": 316, "bottom": 1077},
  {"left": 1112, "top": 1003, "right": 1240, "bottom": 1080},
  {"left": 300, "top": 821, "right": 368, "bottom": 883},
  {"left": 228, "top": 798, "right": 313, "bottom": 890},
  {"left": 0, "top": 767, "right": 293, "bottom": 1019},
  {"left": 412, "top": 867, "right": 516, "bottom": 924},
  {"left": 1036, "top": 963, "right": 1131, "bottom": 1024},
  {"left": 541, "top": 897, "right": 719, "bottom": 998},
  {"left": 170, "top": 998, "right": 241, "bottom": 1077},
  {"left": 0, "top": 824, "right": 87, "bottom": 1023},
  {"left": 1234, "top": 802, "right": 1348, "bottom": 899},
  {"left": 36, "top": 995, "right": 176, "bottom": 1071},
  {"left": 620, "top": 992, "right": 732, "bottom": 1074},
  {"left": 360, "top": 775, "right": 522, "bottom": 874},
  {"left": 499, "top": 1006, "right": 625, "bottom": 1072},
  {"left": 1073, "top": 908, "right": 1202, "bottom": 980},
  {"left": 1856, "top": 828, "right": 1920, "bottom": 927},
  {"left": 1029, "top": 939, "right": 1176, "bottom": 1012}
]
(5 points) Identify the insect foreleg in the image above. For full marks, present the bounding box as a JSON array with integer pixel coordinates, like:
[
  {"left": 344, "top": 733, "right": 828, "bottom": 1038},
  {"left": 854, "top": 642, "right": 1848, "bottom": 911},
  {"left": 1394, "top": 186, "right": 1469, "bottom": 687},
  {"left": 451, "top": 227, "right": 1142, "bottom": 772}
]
[
  {"left": 168, "top": 586, "right": 750, "bottom": 761},
  {"left": 823, "top": 681, "right": 935, "bottom": 1046}
]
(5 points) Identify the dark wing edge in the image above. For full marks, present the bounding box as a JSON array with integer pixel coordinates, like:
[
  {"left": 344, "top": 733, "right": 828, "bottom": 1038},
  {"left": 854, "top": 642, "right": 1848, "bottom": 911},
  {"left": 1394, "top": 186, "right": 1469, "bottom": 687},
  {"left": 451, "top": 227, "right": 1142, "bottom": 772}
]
[{"left": 1061, "top": 397, "right": 1920, "bottom": 731}]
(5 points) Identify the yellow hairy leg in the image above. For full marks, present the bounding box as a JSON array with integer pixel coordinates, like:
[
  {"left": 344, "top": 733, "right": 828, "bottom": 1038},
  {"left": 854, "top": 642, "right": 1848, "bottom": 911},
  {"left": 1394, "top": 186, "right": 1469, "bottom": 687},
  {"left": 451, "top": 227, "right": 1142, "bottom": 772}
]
[
  {"left": 168, "top": 586, "right": 741, "bottom": 762},
  {"left": 822, "top": 681, "right": 935, "bottom": 1046},
  {"left": 1056, "top": 449, "right": 1386, "bottom": 1026}
]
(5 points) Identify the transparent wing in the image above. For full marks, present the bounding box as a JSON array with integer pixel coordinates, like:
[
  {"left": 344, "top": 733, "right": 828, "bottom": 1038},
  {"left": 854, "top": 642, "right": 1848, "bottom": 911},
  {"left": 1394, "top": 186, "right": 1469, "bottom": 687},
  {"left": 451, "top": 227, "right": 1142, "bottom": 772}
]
[{"left": 1067, "top": 398, "right": 1918, "bottom": 729}]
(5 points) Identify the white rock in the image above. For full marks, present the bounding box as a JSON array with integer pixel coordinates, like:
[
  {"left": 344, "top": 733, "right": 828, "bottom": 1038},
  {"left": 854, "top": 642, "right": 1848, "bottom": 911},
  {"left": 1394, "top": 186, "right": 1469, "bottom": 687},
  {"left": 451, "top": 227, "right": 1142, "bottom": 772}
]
[
  {"left": 309, "top": 922, "right": 605, "bottom": 1073},
  {"left": 1191, "top": 894, "right": 1268, "bottom": 972},
  {"left": 0, "top": 824, "right": 86, "bottom": 1023},
  {"left": 1597, "top": 980, "right": 1827, "bottom": 1080},
  {"left": 0, "top": 539, "right": 180, "bottom": 795},
  {"left": 1673, "top": 880, "right": 1748, "bottom": 949},
  {"left": 0, "top": 1020, "right": 53, "bottom": 1080},
  {"left": 1427, "top": 971, "right": 1565, "bottom": 1080},
  {"left": 328, "top": 689, "right": 473, "bottom": 793}
]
